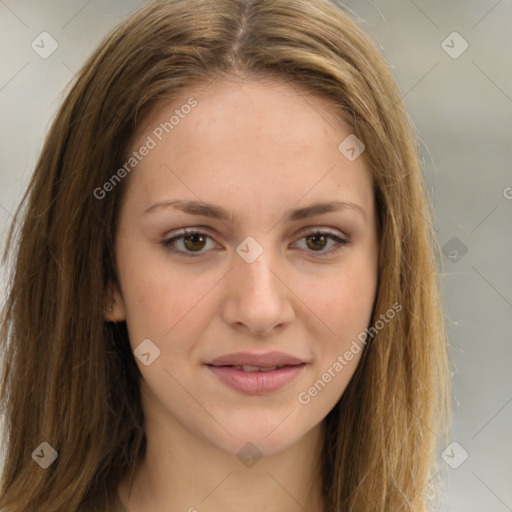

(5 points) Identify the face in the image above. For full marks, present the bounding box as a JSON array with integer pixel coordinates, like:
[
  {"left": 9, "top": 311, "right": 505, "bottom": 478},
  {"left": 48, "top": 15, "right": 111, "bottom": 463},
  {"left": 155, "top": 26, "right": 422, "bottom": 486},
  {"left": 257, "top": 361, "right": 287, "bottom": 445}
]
[{"left": 108, "top": 76, "right": 379, "bottom": 457}]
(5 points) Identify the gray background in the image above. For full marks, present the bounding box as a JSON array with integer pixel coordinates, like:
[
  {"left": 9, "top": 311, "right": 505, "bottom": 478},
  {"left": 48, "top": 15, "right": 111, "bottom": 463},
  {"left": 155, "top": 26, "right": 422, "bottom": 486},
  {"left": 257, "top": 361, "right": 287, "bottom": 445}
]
[{"left": 0, "top": 1, "right": 511, "bottom": 511}]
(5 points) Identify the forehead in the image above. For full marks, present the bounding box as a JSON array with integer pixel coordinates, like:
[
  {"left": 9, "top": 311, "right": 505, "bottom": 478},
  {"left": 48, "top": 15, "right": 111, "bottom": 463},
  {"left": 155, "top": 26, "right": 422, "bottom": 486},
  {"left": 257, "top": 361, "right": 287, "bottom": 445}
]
[{"left": 121, "top": 77, "right": 373, "bottom": 220}]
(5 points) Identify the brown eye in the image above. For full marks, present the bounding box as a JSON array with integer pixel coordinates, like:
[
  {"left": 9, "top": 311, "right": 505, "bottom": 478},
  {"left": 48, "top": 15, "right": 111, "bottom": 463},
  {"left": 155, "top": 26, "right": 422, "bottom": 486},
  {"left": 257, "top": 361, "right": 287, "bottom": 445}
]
[
  {"left": 294, "top": 230, "right": 349, "bottom": 255},
  {"left": 305, "top": 233, "right": 329, "bottom": 251},
  {"left": 161, "top": 230, "right": 217, "bottom": 256},
  {"left": 182, "top": 233, "right": 207, "bottom": 252}
]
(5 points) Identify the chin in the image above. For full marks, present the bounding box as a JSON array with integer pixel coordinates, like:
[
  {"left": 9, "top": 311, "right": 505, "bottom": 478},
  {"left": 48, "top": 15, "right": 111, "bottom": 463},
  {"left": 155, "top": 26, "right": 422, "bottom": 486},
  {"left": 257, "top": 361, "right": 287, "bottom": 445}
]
[{"left": 206, "top": 418, "right": 316, "bottom": 459}]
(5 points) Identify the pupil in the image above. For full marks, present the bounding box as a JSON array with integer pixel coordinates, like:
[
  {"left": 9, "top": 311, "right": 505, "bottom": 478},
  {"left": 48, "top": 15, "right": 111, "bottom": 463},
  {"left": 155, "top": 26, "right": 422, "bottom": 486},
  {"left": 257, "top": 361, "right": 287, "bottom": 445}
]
[
  {"left": 308, "top": 234, "right": 326, "bottom": 251},
  {"left": 184, "top": 234, "right": 205, "bottom": 251}
]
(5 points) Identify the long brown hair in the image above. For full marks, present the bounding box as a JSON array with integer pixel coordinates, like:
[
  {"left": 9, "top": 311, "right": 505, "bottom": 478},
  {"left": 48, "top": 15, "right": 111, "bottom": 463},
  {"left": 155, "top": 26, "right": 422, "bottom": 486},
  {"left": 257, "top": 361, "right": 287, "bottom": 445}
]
[{"left": 0, "top": 0, "right": 451, "bottom": 510}]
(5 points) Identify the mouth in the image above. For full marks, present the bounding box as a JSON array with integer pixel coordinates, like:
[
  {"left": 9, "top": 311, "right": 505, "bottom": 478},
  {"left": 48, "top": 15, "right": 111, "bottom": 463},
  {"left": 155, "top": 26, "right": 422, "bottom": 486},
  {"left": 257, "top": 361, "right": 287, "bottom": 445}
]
[
  {"left": 205, "top": 353, "right": 307, "bottom": 395},
  {"left": 208, "top": 363, "right": 302, "bottom": 372},
  {"left": 206, "top": 351, "right": 306, "bottom": 368}
]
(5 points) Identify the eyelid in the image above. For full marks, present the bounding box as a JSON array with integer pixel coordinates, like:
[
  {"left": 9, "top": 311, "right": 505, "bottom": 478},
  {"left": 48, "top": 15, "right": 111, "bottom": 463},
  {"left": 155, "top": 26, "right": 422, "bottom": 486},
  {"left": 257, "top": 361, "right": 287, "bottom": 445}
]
[{"left": 296, "top": 226, "right": 348, "bottom": 240}]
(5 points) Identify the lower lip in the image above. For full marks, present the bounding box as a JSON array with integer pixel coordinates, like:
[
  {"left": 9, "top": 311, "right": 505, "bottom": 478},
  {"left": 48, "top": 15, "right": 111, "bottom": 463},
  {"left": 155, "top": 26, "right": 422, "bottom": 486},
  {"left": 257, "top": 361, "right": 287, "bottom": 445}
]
[{"left": 206, "top": 364, "right": 306, "bottom": 395}]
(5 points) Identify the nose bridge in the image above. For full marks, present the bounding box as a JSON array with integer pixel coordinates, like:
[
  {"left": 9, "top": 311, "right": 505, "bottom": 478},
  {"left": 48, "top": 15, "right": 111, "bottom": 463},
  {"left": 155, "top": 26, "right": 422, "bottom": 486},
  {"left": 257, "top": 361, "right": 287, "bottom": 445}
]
[
  {"left": 234, "top": 244, "right": 281, "bottom": 300},
  {"left": 222, "top": 240, "right": 294, "bottom": 334}
]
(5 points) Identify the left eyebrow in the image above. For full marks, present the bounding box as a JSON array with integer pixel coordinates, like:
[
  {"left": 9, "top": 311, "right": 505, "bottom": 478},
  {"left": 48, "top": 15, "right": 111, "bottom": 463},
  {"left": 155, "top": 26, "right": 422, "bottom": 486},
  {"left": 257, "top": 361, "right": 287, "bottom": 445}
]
[{"left": 143, "top": 199, "right": 367, "bottom": 222}]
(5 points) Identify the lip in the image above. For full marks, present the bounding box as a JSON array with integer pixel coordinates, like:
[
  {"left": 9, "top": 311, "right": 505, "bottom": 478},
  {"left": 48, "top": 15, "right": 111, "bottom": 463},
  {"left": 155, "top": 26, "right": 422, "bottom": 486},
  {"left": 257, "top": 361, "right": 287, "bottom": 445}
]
[
  {"left": 207, "top": 364, "right": 306, "bottom": 395},
  {"left": 205, "top": 351, "right": 307, "bottom": 395},
  {"left": 207, "top": 351, "right": 305, "bottom": 367}
]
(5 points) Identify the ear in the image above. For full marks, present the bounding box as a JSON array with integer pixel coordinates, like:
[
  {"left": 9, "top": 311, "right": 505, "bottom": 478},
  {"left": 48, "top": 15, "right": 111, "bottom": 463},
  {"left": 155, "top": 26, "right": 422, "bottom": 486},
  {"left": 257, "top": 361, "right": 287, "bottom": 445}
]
[{"left": 104, "top": 280, "right": 127, "bottom": 322}]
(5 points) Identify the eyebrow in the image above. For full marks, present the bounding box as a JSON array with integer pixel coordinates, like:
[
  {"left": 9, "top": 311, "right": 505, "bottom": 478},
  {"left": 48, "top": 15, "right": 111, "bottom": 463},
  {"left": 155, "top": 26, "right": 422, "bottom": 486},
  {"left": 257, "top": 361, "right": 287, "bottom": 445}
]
[{"left": 143, "top": 199, "right": 366, "bottom": 222}]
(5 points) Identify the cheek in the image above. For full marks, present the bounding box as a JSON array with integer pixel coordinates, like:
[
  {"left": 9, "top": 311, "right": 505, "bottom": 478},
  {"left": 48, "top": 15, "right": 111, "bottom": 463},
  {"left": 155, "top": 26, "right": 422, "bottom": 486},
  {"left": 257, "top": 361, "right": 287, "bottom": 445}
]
[
  {"left": 302, "top": 262, "right": 377, "bottom": 337},
  {"left": 126, "top": 278, "right": 214, "bottom": 345},
  {"left": 296, "top": 252, "right": 378, "bottom": 394},
  {"left": 116, "top": 238, "right": 217, "bottom": 347},
  {"left": 296, "top": 268, "right": 375, "bottom": 411}
]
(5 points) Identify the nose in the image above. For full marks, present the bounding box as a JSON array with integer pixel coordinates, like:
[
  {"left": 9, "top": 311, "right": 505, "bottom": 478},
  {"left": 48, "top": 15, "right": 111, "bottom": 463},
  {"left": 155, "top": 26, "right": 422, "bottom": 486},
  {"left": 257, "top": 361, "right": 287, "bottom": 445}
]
[{"left": 220, "top": 249, "right": 295, "bottom": 336}]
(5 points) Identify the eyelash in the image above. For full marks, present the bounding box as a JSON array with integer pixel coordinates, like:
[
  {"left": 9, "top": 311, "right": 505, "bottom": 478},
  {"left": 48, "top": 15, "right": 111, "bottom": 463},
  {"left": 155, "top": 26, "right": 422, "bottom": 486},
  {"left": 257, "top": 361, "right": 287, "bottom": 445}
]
[{"left": 160, "top": 228, "right": 350, "bottom": 258}]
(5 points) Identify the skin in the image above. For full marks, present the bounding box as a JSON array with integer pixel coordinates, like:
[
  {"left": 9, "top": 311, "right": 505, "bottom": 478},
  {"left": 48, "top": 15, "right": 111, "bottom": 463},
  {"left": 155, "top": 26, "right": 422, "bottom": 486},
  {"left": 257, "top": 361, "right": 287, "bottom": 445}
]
[{"left": 109, "top": 75, "right": 379, "bottom": 512}]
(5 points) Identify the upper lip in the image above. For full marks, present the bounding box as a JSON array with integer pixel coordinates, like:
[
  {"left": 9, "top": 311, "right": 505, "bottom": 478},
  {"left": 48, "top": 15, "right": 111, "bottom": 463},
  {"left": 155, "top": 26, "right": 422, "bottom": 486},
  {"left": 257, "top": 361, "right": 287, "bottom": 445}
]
[{"left": 207, "top": 351, "right": 305, "bottom": 367}]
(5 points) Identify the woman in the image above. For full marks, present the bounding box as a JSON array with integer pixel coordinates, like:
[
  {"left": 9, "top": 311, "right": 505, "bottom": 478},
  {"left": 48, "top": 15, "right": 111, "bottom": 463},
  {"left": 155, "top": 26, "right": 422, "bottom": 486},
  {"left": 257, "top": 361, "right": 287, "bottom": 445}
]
[{"left": 0, "top": 0, "right": 451, "bottom": 510}]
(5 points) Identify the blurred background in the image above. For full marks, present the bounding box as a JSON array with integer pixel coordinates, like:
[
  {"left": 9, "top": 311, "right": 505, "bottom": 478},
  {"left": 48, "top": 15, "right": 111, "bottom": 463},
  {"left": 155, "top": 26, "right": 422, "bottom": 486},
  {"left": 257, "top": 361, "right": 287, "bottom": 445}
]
[{"left": 0, "top": 1, "right": 511, "bottom": 510}]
